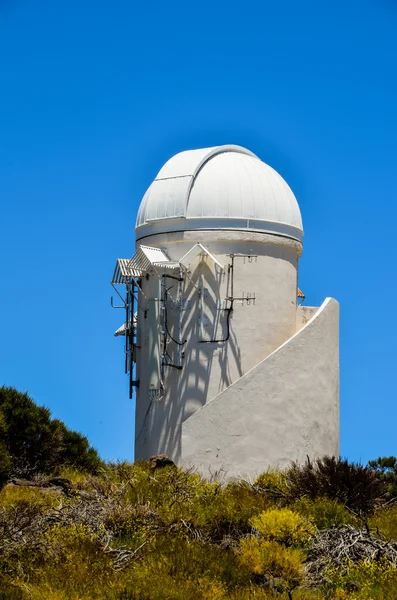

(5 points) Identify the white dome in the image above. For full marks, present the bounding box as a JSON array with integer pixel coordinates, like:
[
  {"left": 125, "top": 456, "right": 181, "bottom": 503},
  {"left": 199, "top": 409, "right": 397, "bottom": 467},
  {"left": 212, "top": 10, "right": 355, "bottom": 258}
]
[{"left": 135, "top": 145, "right": 303, "bottom": 242}]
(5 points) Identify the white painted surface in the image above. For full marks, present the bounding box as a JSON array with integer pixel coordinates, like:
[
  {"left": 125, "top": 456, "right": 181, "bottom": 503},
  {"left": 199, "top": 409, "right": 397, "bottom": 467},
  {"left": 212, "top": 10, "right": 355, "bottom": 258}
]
[
  {"left": 134, "top": 230, "right": 304, "bottom": 464},
  {"left": 296, "top": 306, "right": 318, "bottom": 331},
  {"left": 182, "top": 298, "right": 339, "bottom": 479},
  {"left": 155, "top": 145, "right": 255, "bottom": 179},
  {"left": 135, "top": 146, "right": 303, "bottom": 241}
]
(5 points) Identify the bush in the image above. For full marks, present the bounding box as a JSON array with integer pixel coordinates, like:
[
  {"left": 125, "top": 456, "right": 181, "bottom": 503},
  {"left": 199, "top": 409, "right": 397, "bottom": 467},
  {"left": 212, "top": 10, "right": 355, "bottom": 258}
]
[
  {"left": 0, "top": 412, "right": 12, "bottom": 484},
  {"left": 285, "top": 456, "right": 386, "bottom": 514},
  {"left": 323, "top": 558, "right": 397, "bottom": 599},
  {"left": 194, "top": 480, "right": 272, "bottom": 539},
  {"left": 0, "top": 386, "right": 102, "bottom": 481},
  {"left": 239, "top": 537, "right": 306, "bottom": 594},
  {"left": 291, "top": 497, "right": 359, "bottom": 529},
  {"left": 0, "top": 577, "right": 27, "bottom": 600},
  {"left": 368, "top": 505, "right": 397, "bottom": 541},
  {"left": 368, "top": 456, "right": 397, "bottom": 497},
  {"left": 250, "top": 508, "right": 316, "bottom": 546},
  {"left": 239, "top": 507, "right": 312, "bottom": 597},
  {"left": 253, "top": 470, "right": 288, "bottom": 501},
  {"left": 0, "top": 484, "right": 59, "bottom": 510},
  {"left": 109, "top": 462, "right": 271, "bottom": 540}
]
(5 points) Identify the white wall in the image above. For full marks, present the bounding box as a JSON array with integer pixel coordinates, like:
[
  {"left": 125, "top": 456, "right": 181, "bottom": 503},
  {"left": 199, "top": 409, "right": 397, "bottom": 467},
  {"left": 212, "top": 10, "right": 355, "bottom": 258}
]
[
  {"left": 134, "top": 230, "right": 302, "bottom": 463},
  {"left": 296, "top": 306, "right": 318, "bottom": 331},
  {"left": 182, "top": 298, "right": 340, "bottom": 479}
]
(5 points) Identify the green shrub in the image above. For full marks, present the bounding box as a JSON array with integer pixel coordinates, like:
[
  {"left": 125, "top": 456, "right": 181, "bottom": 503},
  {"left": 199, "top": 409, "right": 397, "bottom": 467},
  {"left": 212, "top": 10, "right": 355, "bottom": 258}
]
[
  {"left": 0, "top": 386, "right": 102, "bottom": 480},
  {"left": 108, "top": 462, "right": 271, "bottom": 540},
  {"left": 323, "top": 558, "right": 397, "bottom": 599},
  {"left": 253, "top": 470, "right": 288, "bottom": 501},
  {"left": 250, "top": 508, "right": 316, "bottom": 545},
  {"left": 369, "top": 456, "right": 397, "bottom": 498},
  {"left": 0, "top": 412, "right": 12, "bottom": 484},
  {"left": 239, "top": 537, "right": 306, "bottom": 593},
  {"left": 0, "top": 577, "right": 27, "bottom": 600},
  {"left": 291, "top": 497, "right": 359, "bottom": 529},
  {"left": 192, "top": 480, "right": 272, "bottom": 539},
  {"left": 0, "top": 483, "right": 59, "bottom": 510},
  {"left": 285, "top": 456, "right": 386, "bottom": 513},
  {"left": 368, "top": 504, "right": 397, "bottom": 541}
]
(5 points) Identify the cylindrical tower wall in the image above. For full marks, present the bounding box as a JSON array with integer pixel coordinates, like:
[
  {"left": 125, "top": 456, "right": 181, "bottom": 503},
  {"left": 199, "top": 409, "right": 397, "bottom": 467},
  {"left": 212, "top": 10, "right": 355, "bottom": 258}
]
[{"left": 134, "top": 230, "right": 302, "bottom": 463}]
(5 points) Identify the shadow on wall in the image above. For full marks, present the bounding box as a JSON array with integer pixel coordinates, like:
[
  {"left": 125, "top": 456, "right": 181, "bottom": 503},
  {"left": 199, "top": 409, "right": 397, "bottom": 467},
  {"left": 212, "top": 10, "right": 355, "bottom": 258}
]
[
  {"left": 136, "top": 242, "right": 298, "bottom": 462},
  {"left": 145, "top": 257, "right": 243, "bottom": 460}
]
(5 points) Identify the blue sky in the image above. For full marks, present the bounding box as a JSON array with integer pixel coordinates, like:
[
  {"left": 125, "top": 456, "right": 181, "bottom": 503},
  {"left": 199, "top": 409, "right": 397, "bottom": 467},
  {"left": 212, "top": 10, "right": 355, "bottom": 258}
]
[{"left": 1, "top": 0, "right": 396, "bottom": 463}]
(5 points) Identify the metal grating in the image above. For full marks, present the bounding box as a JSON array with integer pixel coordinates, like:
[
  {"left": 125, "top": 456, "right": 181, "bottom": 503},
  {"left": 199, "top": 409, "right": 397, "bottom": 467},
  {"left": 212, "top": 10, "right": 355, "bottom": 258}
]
[
  {"left": 126, "top": 245, "right": 177, "bottom": 274},
  {"left": 111, "top": 246, "right": 178, "bottom": 284},
  {"left": 137, "top": 245, "right": 180, "bottom": 271},
  {"left": 139, "top": 245, "right": 169, "bottom": 264},
  {"left": 111, "top": 258, "right": 143, "bottom": 284}
]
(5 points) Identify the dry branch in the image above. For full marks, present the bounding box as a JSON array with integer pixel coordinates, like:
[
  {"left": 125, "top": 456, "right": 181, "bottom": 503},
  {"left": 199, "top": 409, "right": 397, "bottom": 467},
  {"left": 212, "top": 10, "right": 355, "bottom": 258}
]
[{"left": 306, "top": 525, "right": 397, "bottom": 586}]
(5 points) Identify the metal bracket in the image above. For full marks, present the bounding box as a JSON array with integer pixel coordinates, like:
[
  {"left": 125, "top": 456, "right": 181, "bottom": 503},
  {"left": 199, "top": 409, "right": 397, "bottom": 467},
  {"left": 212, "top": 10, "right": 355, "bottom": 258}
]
[
  {"left": 180, "top": 243, "right": 224, "bottom": 271},
  {"left": 232, "top": 292, "right": 256, "bottom": 305},
  {"left": 111, "top": 296, "right": 125, "bottom": 309}
]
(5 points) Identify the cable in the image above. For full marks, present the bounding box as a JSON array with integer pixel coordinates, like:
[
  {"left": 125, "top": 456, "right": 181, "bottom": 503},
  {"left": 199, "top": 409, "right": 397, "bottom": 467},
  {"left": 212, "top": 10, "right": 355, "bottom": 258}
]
[
  {"left": 163, "top": 351, "right": 183, "bottom": 370},
  {"left": 161, "top": 274, "right": 183, "bottom": 282},
  {"left": 163, "top": 282, "right": 187, "bottom": 346},
  {"left": 198, "top": 300, "right": 233, "bottom": 344}
]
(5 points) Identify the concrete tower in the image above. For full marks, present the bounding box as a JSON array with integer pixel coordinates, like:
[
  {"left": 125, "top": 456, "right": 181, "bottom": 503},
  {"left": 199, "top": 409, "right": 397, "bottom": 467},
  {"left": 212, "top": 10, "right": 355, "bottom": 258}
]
[{"left": 112, "top": 145, "right": 339, "bottom": 479}]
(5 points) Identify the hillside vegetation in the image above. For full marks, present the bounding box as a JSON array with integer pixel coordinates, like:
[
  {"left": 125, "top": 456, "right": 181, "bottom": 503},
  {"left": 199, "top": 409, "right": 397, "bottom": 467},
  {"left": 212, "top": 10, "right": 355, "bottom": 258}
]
[
  {"left": 0, "top": 387, "right": 102, "bottom": 483},
  {"left": 1, "top": 387, "right": 397, "bottom": 600}
]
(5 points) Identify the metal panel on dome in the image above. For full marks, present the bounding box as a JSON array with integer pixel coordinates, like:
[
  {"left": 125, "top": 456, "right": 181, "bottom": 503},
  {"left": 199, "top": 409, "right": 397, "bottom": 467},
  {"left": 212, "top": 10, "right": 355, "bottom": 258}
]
[
  {"left": 155, "top": 145, "right": 257, "bottom": 180},
  {"left": 135, "top": 144, "right": 303, "bottom": 242},
  {"left": 156, "top": 147, "right": 217, "bottom": 179},
  {"left": 187, "top": 151, "right": 302, "bottom": 229},
  {"left": 143, "top": 178, "right": 189, "bottom": 221}
]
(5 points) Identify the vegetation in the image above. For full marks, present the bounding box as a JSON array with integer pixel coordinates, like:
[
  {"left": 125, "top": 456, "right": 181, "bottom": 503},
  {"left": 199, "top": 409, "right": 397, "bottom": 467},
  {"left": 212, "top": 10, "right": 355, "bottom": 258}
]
[
  {"left": 1, "top": 387, "right": 397, "bottom": 599},
  {"left": 283, "top": 456, "right": 387, "bottom": 514},
  {"left": 369, "top": 456, "right": 397, "bottom": 497},
  {"left": 0, "top": 386, "right": 102, "bottom": 482}
]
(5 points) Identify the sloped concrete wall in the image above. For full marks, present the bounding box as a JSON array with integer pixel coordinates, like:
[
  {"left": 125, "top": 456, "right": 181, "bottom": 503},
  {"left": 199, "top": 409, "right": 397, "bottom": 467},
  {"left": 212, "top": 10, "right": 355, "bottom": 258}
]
[
  {"left": 296, "top": 306, "right": 318, "bottom": 331},
  {"left": 181, "top": 298, "right": 339, "bottom": 479}
]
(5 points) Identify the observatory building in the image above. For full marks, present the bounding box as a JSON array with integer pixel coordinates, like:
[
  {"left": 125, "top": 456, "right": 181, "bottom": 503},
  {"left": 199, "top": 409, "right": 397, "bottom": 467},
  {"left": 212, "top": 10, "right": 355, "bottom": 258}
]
[{"left": 112, "top": 145, "right": 339, "bottom": 479}]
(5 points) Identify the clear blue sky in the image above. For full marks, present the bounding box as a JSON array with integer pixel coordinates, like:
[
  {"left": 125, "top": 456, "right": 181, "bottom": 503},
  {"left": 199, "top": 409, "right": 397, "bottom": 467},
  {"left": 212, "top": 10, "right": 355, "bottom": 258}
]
[{"left": 1, "top": 0, "right": 396, "bottom": 464}]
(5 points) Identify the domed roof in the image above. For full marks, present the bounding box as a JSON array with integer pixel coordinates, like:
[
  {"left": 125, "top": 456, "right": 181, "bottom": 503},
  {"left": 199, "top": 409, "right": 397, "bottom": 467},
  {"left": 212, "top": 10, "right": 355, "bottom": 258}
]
[{"left": 135, "top": 145, "right": 303, "bottom": 242}]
